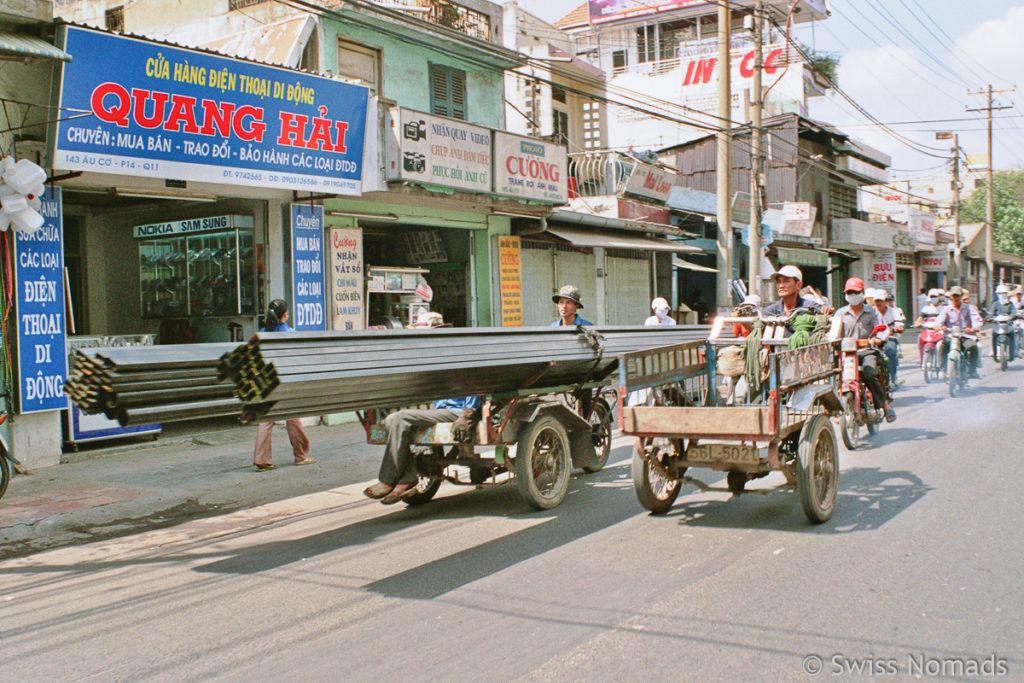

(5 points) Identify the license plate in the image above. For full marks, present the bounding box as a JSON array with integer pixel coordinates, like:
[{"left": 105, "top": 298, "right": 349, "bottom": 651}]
[{"left": 686, "top": 443, "right": 760, "bottom": 465}]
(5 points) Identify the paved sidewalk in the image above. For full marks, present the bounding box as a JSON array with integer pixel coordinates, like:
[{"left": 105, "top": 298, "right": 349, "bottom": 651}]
[{"left": 0, "top": 418, "right": 385, "bottom": 558}]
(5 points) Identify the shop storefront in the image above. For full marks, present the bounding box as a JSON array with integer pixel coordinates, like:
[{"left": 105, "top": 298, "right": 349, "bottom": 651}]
[{"left": 8, "top": 25, "right": 372, "bottom": 467}]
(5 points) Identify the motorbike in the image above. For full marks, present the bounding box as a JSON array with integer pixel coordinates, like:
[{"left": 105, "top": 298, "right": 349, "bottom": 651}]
[
  {"left": 917, "top": 317, "right": 945, "bottom": 383},
  {"left": 991, "top": 314, "right": 1016, "bottom": 371},
  {"left": 1014, "top": 318, "right": 1024, "bottom": 359},
  {"left": 0, "top": 411, "right": 15, "bottom": 501},
  {"left": 838, "top": 324, "right": 888, "bottom": 450},
  {"left": 944, "top": 327, "right": 969, "bottom": 397}
]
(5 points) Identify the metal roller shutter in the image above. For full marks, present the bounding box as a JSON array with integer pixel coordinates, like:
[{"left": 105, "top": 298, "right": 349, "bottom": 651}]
[
  {"left": 605, "top": 253, "right": 650, "bottom": 324},
  {"left": 555, "top": 247, "right": 597, "bottom": 315},
  {"left": 520, "top": 240, "right": 555, "bottom": 326}
]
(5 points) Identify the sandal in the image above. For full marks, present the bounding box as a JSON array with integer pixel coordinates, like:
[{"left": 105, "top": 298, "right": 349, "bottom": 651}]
[
  {"left": 884, "top": 407, "right": 897, "bottom": 423},
  {"left": 255, "top": 463, "right": 276, "bottom": 471},
  {"left": 363, "top": 482, "right": 393, "bottom": 500},
  {"left": 295, "top": 457, "right": 316, "bottom": 466},
  {"left": 381, "top": 483, "right": 418, "bottom": 505}
]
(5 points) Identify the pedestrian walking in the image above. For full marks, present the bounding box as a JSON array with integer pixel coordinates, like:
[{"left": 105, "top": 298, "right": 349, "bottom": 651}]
[{"left": 252, "top": 299, "right": 314, "bottom": 471}]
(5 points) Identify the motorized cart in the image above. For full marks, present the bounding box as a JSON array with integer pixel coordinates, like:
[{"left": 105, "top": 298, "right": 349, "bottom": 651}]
[
  {"left": 359, "top": 382, "right": 617, "bottom": 510},
  {"left": 620, "top": 315, "right": 843, "bottom": 523}
]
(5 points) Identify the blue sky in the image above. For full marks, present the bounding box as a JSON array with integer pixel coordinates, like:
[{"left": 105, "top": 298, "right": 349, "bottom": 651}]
[{"left": 517, "top": 1, "right": 1024, "bottom": 179}]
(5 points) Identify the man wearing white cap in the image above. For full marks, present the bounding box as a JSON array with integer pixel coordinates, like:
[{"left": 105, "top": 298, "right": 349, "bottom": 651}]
[
  {"left": 645, "top": 297, "right": 676, "bottom": 326},
  {"left": 762, "top": 265, "right": 823, "bottom": 316}
]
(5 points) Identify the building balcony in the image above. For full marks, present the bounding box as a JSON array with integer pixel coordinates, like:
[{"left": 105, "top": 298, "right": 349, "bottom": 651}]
[
  {"left": 569, "top": 150, "right": 677, "bottom": 202},
  {"left": 831, "top": 217, "right": 899, "bottom": 252},
  {"left": 365, "top": 0, "right": 491, "bottom": 41}
]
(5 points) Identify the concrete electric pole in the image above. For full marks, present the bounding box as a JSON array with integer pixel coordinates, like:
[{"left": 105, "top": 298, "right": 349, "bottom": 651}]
[
  {"left": 715, "top": 2, "right": 733, "bottom": 307},
  {"left": 967, "top": 85, "right": 1013, "bottom": 302},
  {"left": 747, "top": 0, "right": 764, "bottom": 299}
]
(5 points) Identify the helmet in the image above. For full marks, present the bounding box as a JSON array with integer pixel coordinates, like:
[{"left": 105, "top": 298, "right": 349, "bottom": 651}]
[
  {"left": 843, "top": 277, "right": 865, "bottom": 293},
  {"left": 996, "top": 283, "right": 1011, "bottom": 294},
  {"left": 651, "top": 297, "right": 670, "bottom": 311}
]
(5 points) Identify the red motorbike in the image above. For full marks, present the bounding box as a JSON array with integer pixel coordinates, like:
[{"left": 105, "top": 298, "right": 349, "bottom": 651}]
[
  {"left": 917, "top": 316, "right": 944, "bottom": 383},
  {"left": 838, "top": 325, "right": 888, "bottom": 450}
]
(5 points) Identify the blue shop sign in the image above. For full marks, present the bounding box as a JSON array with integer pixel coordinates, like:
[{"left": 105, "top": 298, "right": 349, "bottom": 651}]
[
  {"left": 15, "top": 187, "right": 69, "bottom": 414},
  {"left": 290, "top": 204, "right": 326, "bottom": 331},
  {"left": 55, "top": 26, "right": 368, "bottom": 195}
]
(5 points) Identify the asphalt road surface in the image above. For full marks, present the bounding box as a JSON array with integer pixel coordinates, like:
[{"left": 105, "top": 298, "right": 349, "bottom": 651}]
[{"left": 3, "top": 359, "right": 1023, "bottom": 681}]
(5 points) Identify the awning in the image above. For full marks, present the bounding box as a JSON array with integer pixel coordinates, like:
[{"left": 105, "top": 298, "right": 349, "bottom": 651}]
[
  {"left": 197, "top": 15, "right": 314, "bottom": 68},
  {"left": 673, "top": 258, "right": 718, "bottom": 273},
  {"left": 0, "top": 32, "right": 72, "bottom": 62},
  {"left": 545, "top": 226, "right": 703, "bottom": 253}
]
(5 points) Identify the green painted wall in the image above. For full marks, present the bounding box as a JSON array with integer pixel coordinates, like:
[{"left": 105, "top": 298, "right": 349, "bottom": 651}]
[{"left": 321, "top": 20, "right": 505, "bottom": 128}]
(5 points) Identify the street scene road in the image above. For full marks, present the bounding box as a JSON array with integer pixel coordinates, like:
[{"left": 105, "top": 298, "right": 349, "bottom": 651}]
[{"left": 3, "top": 352, "right": 1022, "bottom": 682}]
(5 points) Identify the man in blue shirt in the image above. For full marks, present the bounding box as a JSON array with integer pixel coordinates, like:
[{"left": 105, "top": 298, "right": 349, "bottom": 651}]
[
  {"left": 761, "top": 265, "right": 823, "bottom": 316},
  {"left": 550, "top": 284, "right": 593, "bottom": 326}
]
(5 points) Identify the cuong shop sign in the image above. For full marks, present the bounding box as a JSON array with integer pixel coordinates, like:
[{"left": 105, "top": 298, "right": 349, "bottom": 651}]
[{"left": 388, "top": 108, "right": 567, "bottom": 203}]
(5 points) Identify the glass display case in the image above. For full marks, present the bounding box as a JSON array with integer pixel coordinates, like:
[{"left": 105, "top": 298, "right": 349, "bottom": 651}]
[{"left": 138, "top": 216, "right": 256, "bottom": 318}]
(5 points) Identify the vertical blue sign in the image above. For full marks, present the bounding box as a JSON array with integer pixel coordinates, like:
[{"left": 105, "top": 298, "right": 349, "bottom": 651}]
[
  {"left": 290, "top": 204, "right": 326, "bottom": 331},
  {"left": 14, "top": 187, "right": 69, "bottom": 413}
]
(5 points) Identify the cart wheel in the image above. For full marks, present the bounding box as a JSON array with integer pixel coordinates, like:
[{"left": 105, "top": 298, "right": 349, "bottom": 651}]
[
  {"left": 631, "top": 437, "right": 682, "bottom": 514},
  {"left": 0, "top": 454, "right": 10, "bottom": 501},
  {"left": 797, "top": 414, "right": 839, "bottom": 524},
  {"left": 582, "top": 399, "right": 613, "bottom": 473},
  {"left": 839, "top": 393, "right": 859, "bottom": 450},
  {"left": 515, "top": 415, "right": 572, "bottom": 510},
  {"left": 404, "top": 476, "right": 442, "bottom": 506}
]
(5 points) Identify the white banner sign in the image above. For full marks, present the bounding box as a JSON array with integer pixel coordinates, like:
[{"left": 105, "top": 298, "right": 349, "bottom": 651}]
[
  {"left": 328, "top": 227, "right": 364, "bottom": 331},
  {"left": 909, "top": 209, "right": 936, "bottom": 246},
  {"left": 493, "top": 133, "right": 568, "bottom": 203},
  {"left": 394, "top": 108, "right": 491, "bottom": 192},
  {"left": 920, "top": 250, "right": 948, "bottom": 272},
  {"left": 780, "top": 202, "right": 816, "bottom": 237},
  {"left": 869, "top": 251, "right": 896, "bottom": 290},
  {"left": 623, "top": 163, "right": 676, "bottom": 201}
]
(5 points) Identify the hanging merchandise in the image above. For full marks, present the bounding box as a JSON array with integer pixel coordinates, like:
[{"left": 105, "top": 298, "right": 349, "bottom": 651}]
[{"left": 0, "top": 156, "right": 47, "bottom": 236}]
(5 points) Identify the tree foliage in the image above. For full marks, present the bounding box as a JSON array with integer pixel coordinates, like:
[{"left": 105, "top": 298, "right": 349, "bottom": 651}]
[{"left": 960, "top": 170, "right": 1024, "bottom": 256}]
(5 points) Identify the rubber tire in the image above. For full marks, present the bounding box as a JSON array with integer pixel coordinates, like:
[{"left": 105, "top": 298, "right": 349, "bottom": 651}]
[
  {"left": 726, "top": 471, "right": 747, "bottom": 493},
  {"left": 404, "top": 477, "right": 442, "bottom": 506},
  {"left": 839, "top": 393, "right": 859, "bottom": 450},
  {"left": 866, "top": 420, "right": 878, "bottom": 436},
  {"left": 948, "top": 356, "right": 959, "bottom": 397},
  {"left": 1000, "top": 340, "right": 1009, "bottom": 371},
  {"left": 922, "top": 348, "right": 935, "bottom": 384},
  {"left": 0, "top": 454, "right": 10, "bottom": 501},
  {"left": 515, "top": 415, "right": 572, "bottom": 510},
  {"left": 631, "top": 437, "right": 682, "bottom": 514},
  {"left": 582, "top": 399, "right": 613, "bottom": 473},
  {"left": 797, "top": 414, "right": 839, "bottom": 524}
]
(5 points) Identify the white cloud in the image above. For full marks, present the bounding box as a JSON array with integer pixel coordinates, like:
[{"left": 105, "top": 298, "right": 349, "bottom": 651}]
[{"left": 954, "top": 6, "right": 1024, "bottom": 87}]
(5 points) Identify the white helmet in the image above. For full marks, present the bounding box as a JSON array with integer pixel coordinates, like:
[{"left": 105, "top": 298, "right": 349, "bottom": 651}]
[
  {"left": 651, "top": 297, "right": 670, "bottom": 311},
  {"left": 996, "top": 283, "right": 1011, "bottom": 294}
]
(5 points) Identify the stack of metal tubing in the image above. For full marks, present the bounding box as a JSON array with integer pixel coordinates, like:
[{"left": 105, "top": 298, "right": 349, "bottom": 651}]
[
  {"left": 219, "top": 326, "right": 720, "bottom": 423},
  {"left": 65, "top": 343, "right": 242, "bottom": 426}
]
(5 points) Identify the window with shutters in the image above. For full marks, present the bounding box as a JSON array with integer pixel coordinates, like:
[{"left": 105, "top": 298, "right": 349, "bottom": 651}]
[
  {"left": 429, "top": 64, "right": 467, "bottom": 121},
  {"left": 337, "top": 39, "right": 380, "bottom": 94}
]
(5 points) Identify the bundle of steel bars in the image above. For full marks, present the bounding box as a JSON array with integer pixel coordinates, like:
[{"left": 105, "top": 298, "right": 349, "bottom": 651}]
[
  {"left": 219, "top": 326, "right": 721, "bottom": 422},
  {"left": 64, "top": 343, "right": 241, "bottom": 426}
]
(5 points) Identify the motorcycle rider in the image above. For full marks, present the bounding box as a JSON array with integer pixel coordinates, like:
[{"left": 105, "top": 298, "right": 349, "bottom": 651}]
[
  {"left": 873, "top": 289, "right": 905, "bottom": 390},
  {"left": 935, "top": 285, "right": 983, "bottom": 379},
  {"left": 988, "top": 283, "right": 1018, "bottom": 360},
  {"left": 828, "top": 277, "right": 896, "bottom": 423}
]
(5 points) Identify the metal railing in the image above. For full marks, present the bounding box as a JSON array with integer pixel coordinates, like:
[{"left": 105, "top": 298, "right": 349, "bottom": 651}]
[
  {"left": 366, "top": 0, "right": 492, "bottom": 41},
  {"left": 568, "top": 150, "right": 638, "bottom": 197}
]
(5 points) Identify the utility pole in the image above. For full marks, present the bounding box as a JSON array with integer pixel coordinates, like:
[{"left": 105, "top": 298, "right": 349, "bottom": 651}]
[
  {"left": 715, "top": 1, "right": 733, "bottom": 307},
  {"left": 951, "top": 133, "right": 962, "bottom": 281},
  {"left": 967, "top": 85, "right": 1013, "bottom": 303},
  {"left": 747, "top": 0, "right": 763, "bottom": 299}
]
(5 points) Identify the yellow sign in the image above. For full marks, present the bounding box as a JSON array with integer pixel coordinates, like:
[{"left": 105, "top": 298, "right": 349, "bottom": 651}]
[{"left": 498, "top": 236, "right": 522, "bottom": 326}]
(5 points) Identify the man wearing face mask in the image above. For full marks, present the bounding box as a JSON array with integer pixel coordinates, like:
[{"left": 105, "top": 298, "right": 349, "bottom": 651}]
[
  {"left": 935, "top": 285, "right": 983, "bottom": 379},
  {"left": 988, "top": 283, "right": 1018, "bottom": 360},
  {"left": 873, "top": 289, "right": 905, "bottom": 390},
  {"left": 828, "top": 277, "right": 896, "bottom": 423},
  {"left": 645, "top": 297, "right": 676, "bottom": 326}
]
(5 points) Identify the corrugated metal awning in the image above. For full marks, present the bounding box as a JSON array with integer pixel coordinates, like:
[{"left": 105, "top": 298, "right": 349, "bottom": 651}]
[
  {"left": 0, "top": 32, "right": 72, "bottom": 62},
  {"left": 545, "top": 226, "right": 703, "bottom": 253},
  {"left": 197, "top": 15, "right": 314, "bottom": 68},
  {"left": 673, "top": 258, "right": 718, "bottom": 273}
]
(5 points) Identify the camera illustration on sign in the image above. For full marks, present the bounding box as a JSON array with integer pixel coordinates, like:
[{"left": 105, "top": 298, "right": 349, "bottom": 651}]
[{"left": 403, "top": 120, "right": 426, "bottom": 141}]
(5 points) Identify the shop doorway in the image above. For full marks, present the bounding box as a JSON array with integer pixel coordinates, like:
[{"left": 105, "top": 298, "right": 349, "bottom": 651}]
[{"left": 362, "top": 225, "right": 469, "bottom": 327}]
